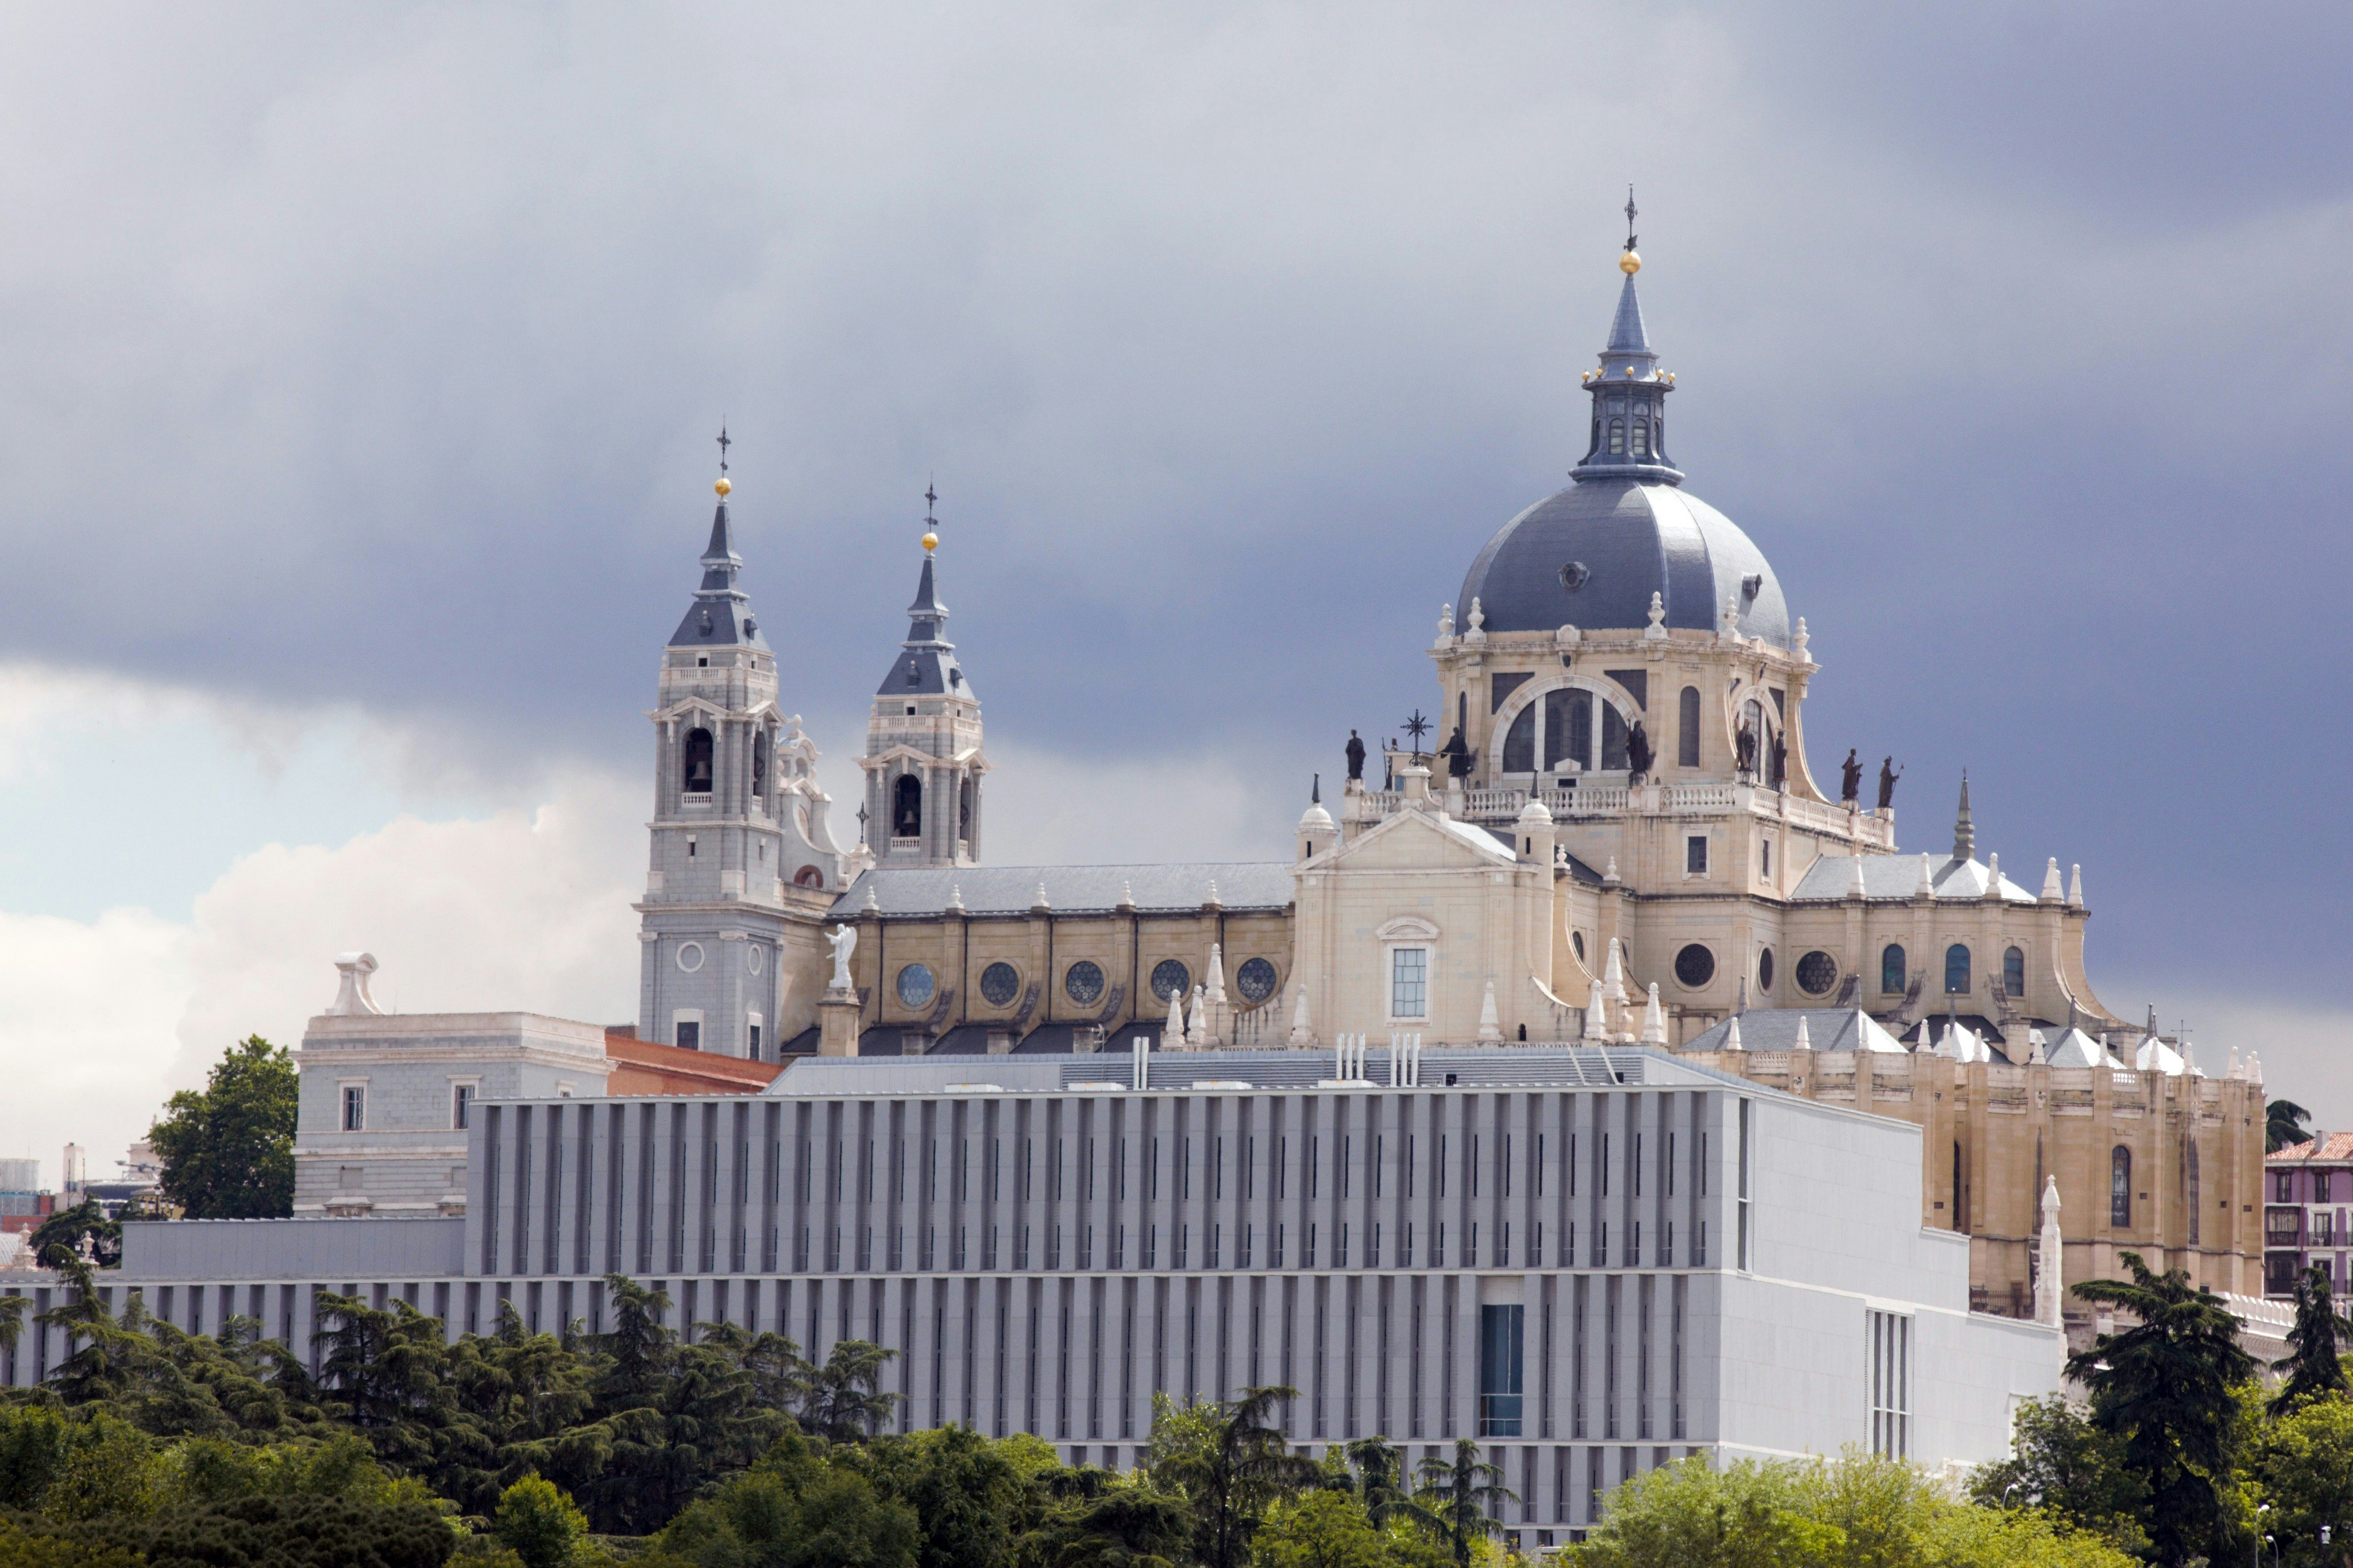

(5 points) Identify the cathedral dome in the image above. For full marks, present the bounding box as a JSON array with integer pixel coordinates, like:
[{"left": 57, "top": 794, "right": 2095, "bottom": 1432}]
[{"left": 1456, "top": 478, "right": 1791, "bottom": 648}]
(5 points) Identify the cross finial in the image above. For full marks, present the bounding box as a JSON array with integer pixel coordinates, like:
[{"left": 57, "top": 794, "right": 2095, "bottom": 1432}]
[
  {"left": 716, "top": 423, "right": 731, "bottom": 473},
  {"left": 1624, "top": 186, "right": 1638, "bottom": 251},
  {"left": 924, "top": 478, "right": 938, "bottom": 526}
]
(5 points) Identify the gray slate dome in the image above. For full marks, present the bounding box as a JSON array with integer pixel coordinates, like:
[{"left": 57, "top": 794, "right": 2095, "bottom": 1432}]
[{"left": 1456, "top": 478, "right": 1791, "bottom": 648}]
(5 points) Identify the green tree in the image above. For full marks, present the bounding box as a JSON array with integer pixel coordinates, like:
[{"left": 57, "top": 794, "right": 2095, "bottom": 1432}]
[
  {"left": 1022, "top": 1476, "right": 1193, "bottom": 1568},
  {"left": 1249, "top": 1489, "right": 1388, "bottom": 1568},
  {"left": 866, "top": 1423, "right": 1026, "bottom": 1568},
  {"left": 1145, "top": 1388, "right": 1320, "bottom": 1568},
  {"left": 659, "top": 1431, "right": 918, "bottom": 1568},
  {"left": 1341, "top": 1439, "right": 1409, "bottom": 1530},
  {"left": 1970, "top": 1395, "right": 2151, "bottom": 1555},
  {"left": 2272, "top": 1266, "right": 2352, "bottom": 1415},
  {"left": 797, "top": 1338, "right": 902, "bottom": 1443},
  {"left": 28, "top": 1200, "right": 121, "bottom": 1269},
  {"left": 2270, "top": 1099, "right": 2316, "bottom": 1154},
  {"left": 1410, "top": 1439, "right": 1517, "bottom": 1568},
  {"left": 493, "top": 1472, "right": 589, "bottom": 1568},
  {"left": 2068, "top": 1252, "right": 2258, "bottom": 1566},
  {"left": 0, "top": 1519, "right": 145, "bottom": 1568},
  {"left": 148, "top": 1034, "right": 298, "bottom": 1218},
  {"left": 2246, "top": 1393, "right": 2353, "bottom": 1567},
  {"left": 1566, "top": 1455, "right": 1842, "bottom": 1568}
]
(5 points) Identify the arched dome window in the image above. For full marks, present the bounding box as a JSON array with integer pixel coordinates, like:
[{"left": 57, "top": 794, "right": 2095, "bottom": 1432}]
[
  {"left": 2110, "top": 1146, "right": 2132, "bottom": 1227},
  {"left": 892, "top": 774, "right": 923, "bottom": 838},
  {"left": 1502, "top": 705, "right": 1536, "bottom": 773},
  {"left": 1677, "top": 687, "right": 1700, "bottom": 768},
  {"left": 1943, "top": 944, "right": 1971, "bottom": 994},
  {"left": 682, "top": 728, "right": 714, "bottom": 794},
  {"left": 2003, "top": 946, "right": 2026, "bottom": 998},
  {"left": 1880, "top": 943, "right": 1906, "bottom": 994}
]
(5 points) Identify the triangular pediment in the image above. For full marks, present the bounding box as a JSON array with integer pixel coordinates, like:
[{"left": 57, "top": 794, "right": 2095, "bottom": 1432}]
[{"left": 1318, "top": 808, "right": 1515, "bottom": 872}]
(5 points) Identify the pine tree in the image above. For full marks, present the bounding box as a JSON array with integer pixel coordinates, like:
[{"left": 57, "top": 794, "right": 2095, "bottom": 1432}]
[
  {"left": 2270, "top": 1264, "right": 2352, "bottom": 1414},
  {"left": 2067, "top": 1252, "right": 2257, "bottom": 1566}
]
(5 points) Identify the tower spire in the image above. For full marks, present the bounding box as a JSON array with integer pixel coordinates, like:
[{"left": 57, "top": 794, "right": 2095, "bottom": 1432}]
[
  {"left": 1953, "top": 772, "right": 1974, "bottom": 862},
  {"left": 668, "top": 429, "right": 765, "bottom": 650},
  {"left": 1573, "top": 194, "right": 1682, "bottom": 486}
]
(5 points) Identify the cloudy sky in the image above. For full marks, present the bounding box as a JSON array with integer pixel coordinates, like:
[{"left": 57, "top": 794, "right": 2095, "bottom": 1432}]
[{"left": 3, "top": 3, "right": 2348, "bottom": 1180}]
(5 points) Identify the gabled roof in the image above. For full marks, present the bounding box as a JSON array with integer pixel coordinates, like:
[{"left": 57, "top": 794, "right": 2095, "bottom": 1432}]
[
  {"left": 1684, "top": 1009, "right": 1908, "bottom": 1054},
  {"left": 1790, "top": 851, "right": 2038, "bottom": 902}
]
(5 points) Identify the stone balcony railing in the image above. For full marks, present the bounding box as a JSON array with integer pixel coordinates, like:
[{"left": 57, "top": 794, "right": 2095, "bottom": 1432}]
[{"left": 1355, "top": 778, "right": 1897, "bottom": 850}]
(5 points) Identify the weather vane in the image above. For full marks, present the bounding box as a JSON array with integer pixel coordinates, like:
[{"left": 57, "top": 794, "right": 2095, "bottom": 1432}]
[
  {"left": 1624, "top": 186, "right": 1638, "bottom": 252},
  {"left": 716, "top": 423, "right": 731, "bottom": 474}
]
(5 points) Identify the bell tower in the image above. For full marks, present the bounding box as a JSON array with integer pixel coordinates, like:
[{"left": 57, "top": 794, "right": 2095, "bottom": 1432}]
[
  {"left": 636, "top": 432, "right": 844, "bottom": 1059},
  {"left": 859, "top": 488, "right": 985, "bottom": 868}
]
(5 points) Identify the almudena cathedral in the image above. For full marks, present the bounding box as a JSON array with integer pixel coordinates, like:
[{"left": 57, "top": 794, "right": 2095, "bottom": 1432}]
[{"left": 6, "top": 235, "right": 2277, "bottom": 1544}]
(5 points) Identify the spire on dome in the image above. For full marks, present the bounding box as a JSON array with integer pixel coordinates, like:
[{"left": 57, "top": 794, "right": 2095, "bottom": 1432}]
[
  {"left": 1572, "top": 192, "right": 1683, "bottom": 486},
  {"left": 1953, "top": 773, "right": 1975, "bottom": 862}
]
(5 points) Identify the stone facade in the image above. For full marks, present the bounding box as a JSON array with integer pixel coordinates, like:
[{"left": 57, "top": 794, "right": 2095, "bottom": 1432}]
[{"left": 292, "top": 994, "right": 610, "bottom": 1218}]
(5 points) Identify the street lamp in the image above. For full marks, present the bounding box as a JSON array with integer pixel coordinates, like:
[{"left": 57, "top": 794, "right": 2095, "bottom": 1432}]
[{"left": 2257, "top": 1504, "right": 2269, "bottom": 1568}]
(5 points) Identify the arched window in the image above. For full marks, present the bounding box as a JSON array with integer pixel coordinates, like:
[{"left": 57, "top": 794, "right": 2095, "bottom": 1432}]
[
  {"left": 682, "top": 728, "right": 714, "bottom": 794},
  {"left": 2111, "top": 1146, "right": 2132, "bottom": 1227},
  {"left": 892, "top": 774, "right": 923, "bottom": 838},
  {"left": 793, "top": 865, "right": 824, "bottom": 888},
  {"left": 1502, "top": 705, "right": 1536, "bottom": 773},
  {"left": 1600, "top": 704, "right": 1629, "bottom": 771},
  {"left": 1880, "top": 943, "right": 1906, "bottom": 994},
  {"left": 2186, "top": 1141, "right": 2201, "bottom": 1245},
  {"left": 1607, "top": 419, "right": 1625, "bottom": 454},
  {"left": 1953, "top": 1142, "right": 1967, "bottom": 1234},
  {"left": 1630, "top": 420, "right": 1649, "bottom": 457},
  {"left": 2003, "top": 946, "right": 2025, "bottom": 998},
  {"left": 1677, "top": 687, "right": 1700, "bottom": 768},
  {"left": 750, "top": 731, "right": 768, "bottom": 796},
  {"left": 959, "top": 775, "right": 974, "bottom": 839},
  {"left": 1943, "top": 944, "right": 1971, "bottom": 994}
]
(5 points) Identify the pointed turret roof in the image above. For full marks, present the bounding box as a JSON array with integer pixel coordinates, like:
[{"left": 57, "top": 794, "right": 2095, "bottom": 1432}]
[
  {"left": 875, "top": 489, "right": 976, "bottom": 700},
  {"left": 1606, "top": 273, "right": 1652, "bottom": 357},
  {"left": 1953, "top": 773, "right": 1974, "bottom": 862},
  {"left": 668, "top": 436, "right": 769, "bottom": 650}
]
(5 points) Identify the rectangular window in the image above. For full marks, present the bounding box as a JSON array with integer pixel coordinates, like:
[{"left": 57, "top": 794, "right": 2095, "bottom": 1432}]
[
  {"left": 2277, "top": 1173, "right": 2296, "bottom": 1203},
  {"left": 1478, "top": 1303, "right": 1525, "bottom": 1436},
  {"left": 748, "top": 1023, "right": 762, "bottom": 1056},
  {"left": 1760, "top": 836, "right": 1773, "bottom": 877},
  {"left": 451, "top": 1084, "right": 475, "bottom": 1130},
  {"left": 341, "top": 1086, "right": 365, "bottom": 1132},
  {"left": 1391, "top": 948, "right": 1429, "bottom": 1019},
  {"left": 1737, "top": 1099, "right": 1753, "bottom": 1271},
  {"left": 677, "top": 1020, "right": 701, "bottom": 1051},
  {"left": 1685, "top": 835, "right": 1708, "bottom": 875},
  {"left": 1868, "top": 1310, "right": 1911, "bottom": 1458},
  {"left": 2321, "top": 1172, "right": 2336, "bottom": 1204}
]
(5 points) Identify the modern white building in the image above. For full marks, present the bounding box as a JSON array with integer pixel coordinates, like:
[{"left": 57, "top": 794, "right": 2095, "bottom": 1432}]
[{"left": 7, "top": 1041, "right": 2061, "bottom": 1545}]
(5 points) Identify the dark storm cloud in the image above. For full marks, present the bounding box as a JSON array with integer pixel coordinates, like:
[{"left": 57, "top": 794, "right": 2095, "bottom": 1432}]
[{"left": 1, "top": 3, "right": 2348, "bottom": 1009}]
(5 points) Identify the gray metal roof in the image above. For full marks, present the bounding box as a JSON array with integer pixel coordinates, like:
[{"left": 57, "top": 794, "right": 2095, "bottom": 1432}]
[
  {"left": 829, "top": 862, "right": 1295, "bottom": 918},
  {"left": 1456, "top": 479, "right": 1789, "bottom": 646},
  {"left": 1683, "top": 1008, "right": 1910, "bottom": 1055},
  {"left": 875, "top": 553, "right": 975, "bottom": 700},
  {"left": 1789, "top": 851, "right": 2038, "bottom": 902},
  {"left": 668, "top": 498, "right": 772, "bottom": 651}
]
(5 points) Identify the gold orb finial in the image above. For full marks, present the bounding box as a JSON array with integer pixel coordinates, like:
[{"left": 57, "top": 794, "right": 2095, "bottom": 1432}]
[
  {"left": 1619, "top": 248, "right": 1641, "bottom": 275},
  {"left": 714, "top": 476, "right": 732, "bottom": 496},
  {"left": 921, "top": 530, "right": 939, "bottom": 552}
]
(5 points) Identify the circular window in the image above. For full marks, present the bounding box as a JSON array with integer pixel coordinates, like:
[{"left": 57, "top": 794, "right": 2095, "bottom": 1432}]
[
  {"left": 676, "top": 941, "right": 705, "bottom": 974},
  {"left": 980, "top": 961, "right": 1020, "bottom": 1007},
  {"left": 1150, "top": 959, "right": 1192, "bottom": 1002},
  {"left": 1757, "top": 947, "right": 1775, "bottom": 992},
  {"left": 747, "top": 944, "right": 764, "bottom": 975},
  {"left": 896, "top": 963, "right": 935, "bottom": 1009},
  {"left": 1559, "top": 561, "right": 1591, "bottom": 592},
  {"left": 1064, "top": 960, "right": 1105, "bottom": 1005},
  {"left": 1796, "top": 951, "right": 1838, "bottom": 996},
  {"left": 1236, "top": 957, "right": 1279, "bottom": 1003},
  {"left": 1673, "top": 944, "right": 1715, "bottom": 989}
]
